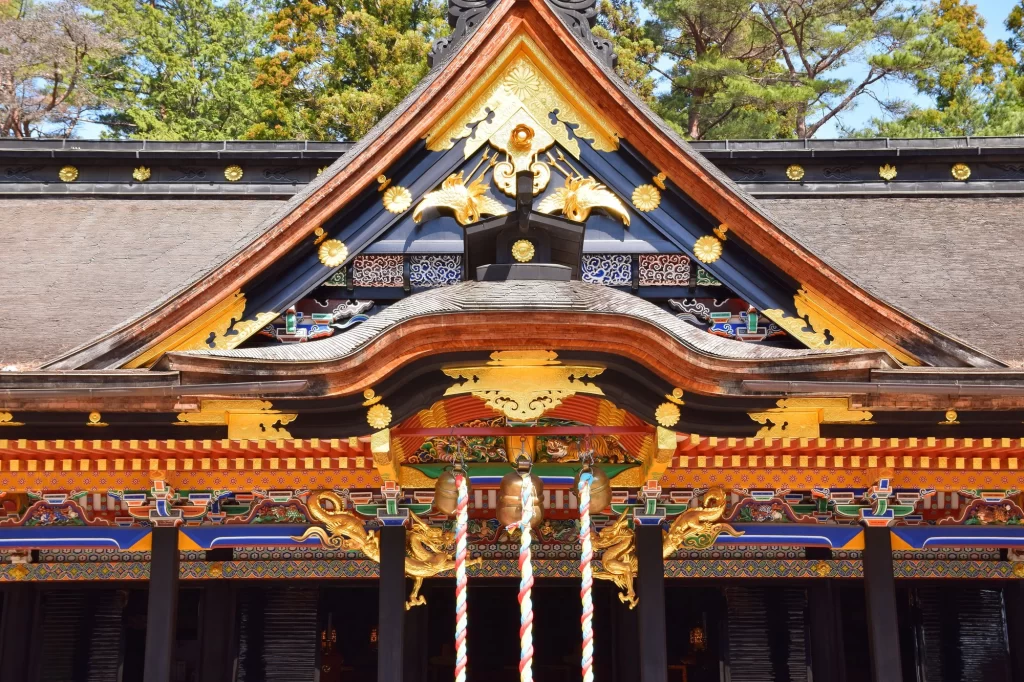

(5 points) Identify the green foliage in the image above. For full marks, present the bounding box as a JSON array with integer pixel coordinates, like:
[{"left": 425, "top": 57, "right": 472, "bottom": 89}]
[
  {"left": 858, "top": 0, "right": 1019, "bottom": 137},
  {"left": 246, "top": 0, "right": 448, "bottom": 141},
  {"left": 88, "top": 0, "right": 272, "bottom": 140}
]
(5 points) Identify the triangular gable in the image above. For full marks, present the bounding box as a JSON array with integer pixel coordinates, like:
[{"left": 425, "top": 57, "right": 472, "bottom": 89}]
[{"left": 44, "top": 0, "right": 1001, "bottom": 371}]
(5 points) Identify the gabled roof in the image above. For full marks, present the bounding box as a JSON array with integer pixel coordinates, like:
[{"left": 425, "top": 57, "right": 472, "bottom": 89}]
[{"left": 30, "top": 0, "right": 1003, "bottom": 371}]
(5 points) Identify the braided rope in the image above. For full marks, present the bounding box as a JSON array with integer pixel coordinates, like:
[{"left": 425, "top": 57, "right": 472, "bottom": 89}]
[
  {"left": 454, "top": 472, "right": 469, "bottom": 682},
  {"left": 578, "top": 471, "right": 595, "bottom": 682},
  {"left": 517, "top": 472, "right": 535, "bottom": 682}
]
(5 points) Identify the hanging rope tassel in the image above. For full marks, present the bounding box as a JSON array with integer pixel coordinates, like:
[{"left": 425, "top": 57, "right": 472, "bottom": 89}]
[
  {"left": 517, "top": 472, "right": 535, "bottom": 682},
  {"left": 454, "top": 472, "right": 469, "bottom": 682},
  {"left": 578, "top": 471, "right": 595, "bottom": 682}
]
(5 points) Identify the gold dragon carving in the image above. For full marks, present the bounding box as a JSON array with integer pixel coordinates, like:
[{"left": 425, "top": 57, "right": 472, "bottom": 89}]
[
  {"left": 592, "top": 510, "right": 639, "bottom": 609},
  {"left": 662, "top": 486, "right": 744, "bottom": 555},
  {"left": 294, "top": 491, "right": 480, "bottom": 609}
]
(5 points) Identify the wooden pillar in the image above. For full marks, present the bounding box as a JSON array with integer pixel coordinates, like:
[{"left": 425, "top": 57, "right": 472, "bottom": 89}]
[
  {"left": 808, "top": 579, "right": 842, "bottom": 682},
  {"left": 635, "top": 523, "right": 668, "bottom": 682},
  {"left": 378, "top": 524, "right": 406, "bottom": 682},
  {"left": 403, "top": 595, "right": 429, "bottom": 682},
  {"left": 863, "top": 527, "right": 901, "bottom": 682},
  {"left": 144, "top": 526, "right": 181, "bottom": 682},
  {"left": 199, "top": 583, "right": 237, "bottom": 682},
  {"left": 0, "top": 583, "right": 36, "bottom": 680},
  {"left": 1005, "top": 580, "right": 1024, "bottom": 680}
]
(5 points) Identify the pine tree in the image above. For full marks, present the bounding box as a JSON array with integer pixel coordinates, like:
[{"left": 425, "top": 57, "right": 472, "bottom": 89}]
[
  {"left": 88, "top": 0, "right": 273, "bottom": 140},
  {"left": 246, "top": 0, "right": 448, "bottom": 141}
]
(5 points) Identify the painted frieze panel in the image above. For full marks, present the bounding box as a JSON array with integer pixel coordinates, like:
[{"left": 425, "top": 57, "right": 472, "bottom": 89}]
[
  {"left": 581, "top": 254, "right": 631, "bottom": 285},
  {"left": 638, "top": 254, "right": 690, "bottom": 286},
  {"left": 410, "top": 254, "right": 462, "bottom": 288},
  {"left": 353, "top": 255, "right": 404, "bottom": 287}
]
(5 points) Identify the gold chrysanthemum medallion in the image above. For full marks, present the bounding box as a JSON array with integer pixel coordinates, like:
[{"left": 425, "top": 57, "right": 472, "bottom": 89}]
[
  {"left": 951, "top": 163, "right": 971, "bottom": 181},
  {"left": 785, "top": 164, "right": 805, "bottom": 181},
  {"left": 318, "top": 239, "right": 349, "bottom": 267},
  {"left": 58, "top": 165, "right": 79, "bottom": 182},
  {"left": 655, "top": 402, "right": 680, "bottom": 427},
  {"left": 632, "top": 184, "right": 661, "bottom": 212},
  {"left": 224, "top": 165, "right": 244, "bottom": 182},
  {"left": 383, "top": 186, "right": 412, "bottom": 213},
  {"left": 367, "top": 403, "right": 393, "bottom": 429},
  {"left": 693, "top": 235, "right": 723, "bottom": 264},
  {"left": 512, "top": 239, "right": 535, "bottom": 263}
]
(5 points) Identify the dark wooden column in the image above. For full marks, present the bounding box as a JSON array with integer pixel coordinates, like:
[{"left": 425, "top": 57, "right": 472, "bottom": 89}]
[
  {"left": 863, "top": 527, "right": 902, "bottom": 682},
  {"left": 378, "top": 524, "right": 406, "bottom": 682},
  {"left": 635, "top": 523, "right": 668, "bottom": 682},
  {"left": 403, "top": 593, "right": 429, "bottom": 682},
  {"left": 199, "top": 582, "right": 237, "bottom": 682},
  {"left": 1005, "top": 580, "right": 1024, "bottom": 680},
  {"left": 0, "top": 583, "right": 36, "bottom": 680},
  {"left": 808, "top": 579, "right": 842, "bottom": 681},
  {"left": 144, "top": 526, "right": 181, "bottom": 682}
]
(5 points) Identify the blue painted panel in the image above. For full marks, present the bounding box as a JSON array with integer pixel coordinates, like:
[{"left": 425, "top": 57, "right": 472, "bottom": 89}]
[
  {"left": 181, "top": 524, "right": 321, "bottom": 549},
  {"left": 893, "top": 525, "right": 1024, "bottom": 549},
  {"left": 0, "top": 526, "right": 151, "bottom": 550},
  {"left": 717, "top": 523, "right": 863, "bottom": 548}
]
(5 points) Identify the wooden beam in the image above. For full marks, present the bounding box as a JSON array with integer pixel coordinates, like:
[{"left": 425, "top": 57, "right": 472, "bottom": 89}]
[{"left": 0, "top": 584, "right": 36, "bottom": 680}]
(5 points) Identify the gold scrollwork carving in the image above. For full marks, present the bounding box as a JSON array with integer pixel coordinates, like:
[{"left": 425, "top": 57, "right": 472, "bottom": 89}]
[
  {"left": 762, "top": 287, "right": 921, "bottom": 365},
  {"left": 176, "top": 399, "right": 297, "bottom": 439},
  {"left": 413, "top": 169, "right": 508, "bottom": 226},
  {"left": 748, "top": 397, "right": 872, "bottom": 438},
  {"left": 491, "top": 119, "right": 553, "bottom": 196},
  {"left": 442, "top": 350, "right": 605, "bottom": 421}
]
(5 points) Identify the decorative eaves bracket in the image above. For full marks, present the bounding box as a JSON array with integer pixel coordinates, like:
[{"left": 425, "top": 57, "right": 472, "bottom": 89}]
[{"left": 428, "top": 0, "right": 617, "bottom": 70}]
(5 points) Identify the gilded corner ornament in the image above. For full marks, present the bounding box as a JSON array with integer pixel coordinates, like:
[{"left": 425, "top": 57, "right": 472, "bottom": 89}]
[
  {"left": 58, "top": 165, "right": 78, "bottom": 182},
  {"left": 224, "top": 165, "right": 244, "bottom": 182},
  {"left": 133, "top": 166, "right": 151, "bottom": 182},
  {"left": 879, "top": 164, "right": 897, "bottom": 181},
  {"left": 0, "top": 412, "right": 23, "bottom": 427},
  {"left": 693, "top": 235, "right": 723, "bottom": 264},
  {"left": 511, "top": 239, "right": 535, "bottom": 263},
  {"left": 662, "top": 486, "right": 743, "bottom": 554},
  {"left": 785, "top": 164, "right": 805, "bottom": 181},
  {"left": 318, "top": 239, "right": 349, "bottom": 267},
  {"left": 383, "top": 186, "right": 413, "bottom": 213},
  {"left": 748, "top": 397, "right": 872, "bottom": 438},
  {"left": 951, "top": 163, "right": 971, "bottom": 181},
  {"left": 631, "top": 184, "right": 661, "bottom": 212}
]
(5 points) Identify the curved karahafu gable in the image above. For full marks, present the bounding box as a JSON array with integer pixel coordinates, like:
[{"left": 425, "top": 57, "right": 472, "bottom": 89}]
[{"left": 42, "top": 0, "right": 1000, "bottom": 371}]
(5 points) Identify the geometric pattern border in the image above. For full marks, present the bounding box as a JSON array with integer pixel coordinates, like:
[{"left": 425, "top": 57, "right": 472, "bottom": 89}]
[{"left": 3, "top": 559, "right": 1022, "bottom": 581}]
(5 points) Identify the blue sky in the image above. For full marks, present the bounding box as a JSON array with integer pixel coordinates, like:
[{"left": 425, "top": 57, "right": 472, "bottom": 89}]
[{"left": 816, "top": 0, "right": 1014, "bottom": 136}]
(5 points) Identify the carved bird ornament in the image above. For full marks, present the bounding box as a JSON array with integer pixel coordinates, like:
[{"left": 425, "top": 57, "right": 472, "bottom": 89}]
[
  {"left": 537, "top": 176, "right": 630, "bottom": 225},
  {"left": 412, "top": 171, "right": 508, "bottom": 226}
]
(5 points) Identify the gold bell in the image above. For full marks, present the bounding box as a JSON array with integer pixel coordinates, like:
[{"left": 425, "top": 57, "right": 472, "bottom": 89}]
[
  {"left": 433, "top": 466, "right": 465, "bottom": 517},
  {"left": 574, "top": 464, "right": 611, "bottom": 513},
  {"left": 497, "top": 457, "right": 544, "bottom": 529}
]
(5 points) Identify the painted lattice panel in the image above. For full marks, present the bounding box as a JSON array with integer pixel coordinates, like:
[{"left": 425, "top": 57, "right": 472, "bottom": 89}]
[
  {"left": 352, "top": 255, "right": 403, "bottom": 287},
  {"left": 410, "top": 254, "right": 462, "bottom": 287},
  {"left": 581, "top": 254, "right": 631, "bottom": 285}
]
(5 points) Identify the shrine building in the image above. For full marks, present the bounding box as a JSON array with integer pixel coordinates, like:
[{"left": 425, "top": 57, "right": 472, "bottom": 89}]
[{"left": 3, "top": 0, "right": 1024, "bottom": 680}]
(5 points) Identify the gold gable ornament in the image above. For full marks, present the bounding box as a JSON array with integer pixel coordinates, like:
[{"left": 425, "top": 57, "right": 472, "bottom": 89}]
[
  {"left": 748, "top": 397, "right": 872, "bottom": 439},
  {"left": 442, "top": 350, "right": 605, "bottom": 420},
  {"left": 175, "top": 399, "right": 297, "bottom": 440}
]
